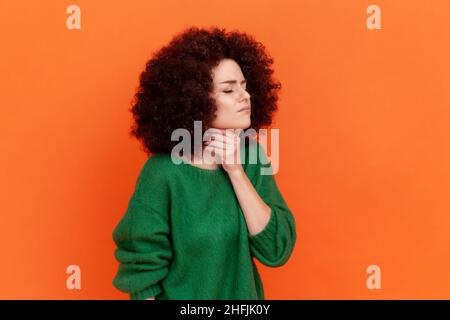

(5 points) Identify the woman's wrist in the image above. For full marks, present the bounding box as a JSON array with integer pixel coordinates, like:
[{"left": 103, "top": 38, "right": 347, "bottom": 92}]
[{"left": 225, "top": 166, "right": 245, "bottom": 179}]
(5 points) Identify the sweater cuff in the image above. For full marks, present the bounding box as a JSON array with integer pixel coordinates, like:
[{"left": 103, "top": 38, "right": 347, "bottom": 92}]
[
  {"left": 130, "top": 283, "right": 162, "bottom": 300},
  {"left": 248, "top": 208, "right": 277, "bottom": 247}
]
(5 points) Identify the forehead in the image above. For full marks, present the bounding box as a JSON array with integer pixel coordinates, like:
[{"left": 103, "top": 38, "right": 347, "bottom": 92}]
[{"left": 211, "top": 59, "right": 245, "bottom": 83}]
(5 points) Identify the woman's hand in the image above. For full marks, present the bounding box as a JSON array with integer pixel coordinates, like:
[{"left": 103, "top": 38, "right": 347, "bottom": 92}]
[{"left": 204, "top": 128, "right": 244, "bottom": 175}]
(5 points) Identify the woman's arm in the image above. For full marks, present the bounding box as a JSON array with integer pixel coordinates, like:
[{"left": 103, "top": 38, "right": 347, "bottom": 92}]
[
  {"left": 112, "top": 156, "right": 173, "bottom": 299},
  {"left": 227, "top": 169, "right": 272, "bottom": 236},
  {"left": 205, "top": 129, "right": 296, "bottom": 267},
  {"left": 204, "top": 129, "right": 271, "bottom": 235}
]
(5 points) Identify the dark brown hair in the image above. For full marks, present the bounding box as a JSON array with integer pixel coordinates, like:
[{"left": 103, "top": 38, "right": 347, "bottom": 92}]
[{"left": 129, "top": 26, "right": 281, "bottom": 155}]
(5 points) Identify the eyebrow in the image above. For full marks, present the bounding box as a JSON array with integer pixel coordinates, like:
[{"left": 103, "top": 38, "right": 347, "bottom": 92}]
[{"left": 219, "top": 79, "right": 247, "bottom": 84}]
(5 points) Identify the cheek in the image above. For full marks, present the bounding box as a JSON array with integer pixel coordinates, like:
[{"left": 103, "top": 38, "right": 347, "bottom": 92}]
[
  {"left": 212, "top": 98, "right": 237, "bottom": 126},
  {"left": 215, "top": 95, "right": 235, "bottom": 108},
  {"left": 214, "top": 97, "right": 234, "bottom": 116}
]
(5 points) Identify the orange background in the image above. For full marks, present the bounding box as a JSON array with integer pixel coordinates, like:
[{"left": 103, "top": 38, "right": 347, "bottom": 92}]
[{"left": 1, "top": 0, "right": 449, "bottom": 299}]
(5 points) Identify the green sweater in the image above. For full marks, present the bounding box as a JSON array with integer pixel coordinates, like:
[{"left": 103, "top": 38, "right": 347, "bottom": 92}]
[{"left": 112, "top": 139, "right": 297, "bottom": 300}]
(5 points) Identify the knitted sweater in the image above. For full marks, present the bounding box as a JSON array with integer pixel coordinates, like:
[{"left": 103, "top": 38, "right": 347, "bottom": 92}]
[{"left": 112, "top": 139, "right": 297, "bottom": 300}]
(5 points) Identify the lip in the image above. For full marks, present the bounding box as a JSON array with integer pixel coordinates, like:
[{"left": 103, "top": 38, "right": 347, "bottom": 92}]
[{"left": 238, "top": 106, "right": 251, "bottom": 112}]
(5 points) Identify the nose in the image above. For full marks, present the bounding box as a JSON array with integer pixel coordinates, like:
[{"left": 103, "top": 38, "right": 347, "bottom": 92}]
[{"left": 239, "top": 87, "right": 251, "bottom": 102}]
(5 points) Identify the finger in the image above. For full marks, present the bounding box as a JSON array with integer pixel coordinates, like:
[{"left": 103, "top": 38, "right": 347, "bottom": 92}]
[
  {"left": 204, "top": 144, "right": 227, "bottom": 157},
  {"left": 206, "top": 130, "right": 240, "bottom": 142},
  {"left": 204, "top": 129, "right": 226, "bottom": 141},
  {"left": 204, "top": 133, "right": 235, "bottom": 144},
  {"left": 234, "top": 128, "right": 244, "bottom": 137},
  {"left": 202, "top": 146, "right": 221, "bottom": 164},
  {"left": 223, "top": 130, "right": 241, "bottom": 140},
  {"left": 206, "top": 138, "right": 239, "bottom": 150},
  {"left": 205, "top": 128, "right": 224, "bottom": 136},
  {"left": 204, "top": 140, "right": 227, "bottom": 150},
  {"left": 223, "top": 129, "right": 240, "bottom": 139},
  {"left": 206, "top": 128, "right": 239, "bottom": 139}
]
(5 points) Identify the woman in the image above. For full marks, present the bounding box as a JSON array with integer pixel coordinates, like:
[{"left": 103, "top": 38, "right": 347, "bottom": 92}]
[{"left": 112, "top": 26, "right": 297, "bottom": 300}]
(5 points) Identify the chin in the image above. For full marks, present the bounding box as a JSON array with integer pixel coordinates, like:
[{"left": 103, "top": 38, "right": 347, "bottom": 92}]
[
  {"left": 241, "top": 119, "right": 251, "bottom": 129},
  {"left": 232, "top": 123, "right": 250, "bottom": 130},
  {"left": 213, "top": 119, "right": 251, "bottom": 130}
]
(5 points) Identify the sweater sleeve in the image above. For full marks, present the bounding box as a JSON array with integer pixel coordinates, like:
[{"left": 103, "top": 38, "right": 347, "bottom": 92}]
[
  {"left": 247, "top": 141, "right": 297, "bottom": 267},
  {"left": 112, "top": 157, "right": 173, "bottom": 300}
]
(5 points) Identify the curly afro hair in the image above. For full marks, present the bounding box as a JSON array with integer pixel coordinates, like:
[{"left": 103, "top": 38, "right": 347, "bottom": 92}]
[{"left": 129, "top": 26, "right": 282, "bottom": 155}]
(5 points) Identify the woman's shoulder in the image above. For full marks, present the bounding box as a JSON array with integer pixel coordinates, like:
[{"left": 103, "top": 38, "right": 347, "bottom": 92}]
[
  {"left": 143, "top": 153, "right": 173, "bottom": 170},
  {"left": 136, "top": 153, "right": 175, "bottom": 186}
]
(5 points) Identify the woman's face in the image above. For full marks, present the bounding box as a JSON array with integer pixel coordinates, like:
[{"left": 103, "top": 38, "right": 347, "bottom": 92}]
[{"left": 210, "top": 59, "right": 251, "bottom": 129}]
